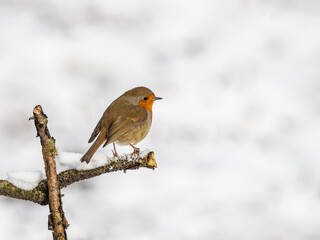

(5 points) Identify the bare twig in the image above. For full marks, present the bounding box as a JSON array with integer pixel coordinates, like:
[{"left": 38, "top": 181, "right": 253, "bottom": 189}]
[{"left": 31, "top": 105, "right": 67, "bottom": 240}]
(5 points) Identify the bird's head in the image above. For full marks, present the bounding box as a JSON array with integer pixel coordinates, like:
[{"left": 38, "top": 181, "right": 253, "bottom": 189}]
[{"left": 124, "top": 87, "right": 162, "bottom": 113}]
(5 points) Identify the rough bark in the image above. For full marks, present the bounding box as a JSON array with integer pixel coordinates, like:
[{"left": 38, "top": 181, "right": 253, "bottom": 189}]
[
  {"left": 30, "top": 105, "right": 68, "bottom": 240},
  {"left": 0, "top": 179, "right": 48, "bottom": 204}
]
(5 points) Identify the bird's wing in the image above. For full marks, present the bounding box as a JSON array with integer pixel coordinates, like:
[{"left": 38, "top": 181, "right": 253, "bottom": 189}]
[
  {"left": 88, "top": 118, "right": 102, "bottom": 143},
  {"left": 103, "top": 107, "right": 148, "bottom": 147}
]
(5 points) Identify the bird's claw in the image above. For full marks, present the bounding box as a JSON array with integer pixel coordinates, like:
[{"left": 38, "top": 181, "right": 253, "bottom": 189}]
[{"left": 112, "top": 149, "right": 119, "bottom": 158}]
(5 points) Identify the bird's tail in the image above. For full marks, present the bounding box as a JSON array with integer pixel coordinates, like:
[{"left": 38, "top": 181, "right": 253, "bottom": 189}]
[{"left": 80, "top": 135, "right": 105, "bottom": 164}]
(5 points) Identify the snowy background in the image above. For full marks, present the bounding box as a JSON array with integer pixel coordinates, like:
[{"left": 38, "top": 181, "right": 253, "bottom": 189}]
[{"left": 1, "top": 0, "right": 320, "bottom": 239}]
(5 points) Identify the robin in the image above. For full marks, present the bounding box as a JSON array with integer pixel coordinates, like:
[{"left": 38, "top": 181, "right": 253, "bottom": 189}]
[{"left": 80, "top": 86, "right": 162, "bottom": 163}]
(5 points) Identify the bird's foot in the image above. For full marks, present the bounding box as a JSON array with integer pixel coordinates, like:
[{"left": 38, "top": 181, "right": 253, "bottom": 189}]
[
  {"left": 112, "top": 143, "right": 119, "bottom": 158},
  {"left": 112, "top": 149, "right": 119, "bottom": 158},
  {"left": 130, "top": 144, "right": 140, "bottom": 157}
]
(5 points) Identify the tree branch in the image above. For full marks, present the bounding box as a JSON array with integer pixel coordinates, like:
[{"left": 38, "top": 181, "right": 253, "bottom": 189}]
[
  {"left": 58, "top": 151, "right": 157, "bottom": 188},
  {"left": 30, "top": 105, "right": 68, "bottom": 240},
  {"left": 0, "top": 179, "right": 48, "bottom": 205},
  {"left": 0, "top": 152, "right": 157, "bottom": 205}
]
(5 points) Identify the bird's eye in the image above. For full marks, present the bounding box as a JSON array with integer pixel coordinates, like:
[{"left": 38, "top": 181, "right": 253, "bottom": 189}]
[{"left": 143, "top": 97, "right": 148, "bottom": 101}]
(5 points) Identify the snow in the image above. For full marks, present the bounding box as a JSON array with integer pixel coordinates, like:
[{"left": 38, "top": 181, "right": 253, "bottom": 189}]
[
  {"left": 1, "top": 0, "right": 320, "bottom": 240},
  {"left": 56, "top": 149, "right": 151, "bottom": 171},
  {"left": 56, "top": 151, "right": 83, "bottom": 169},
  {"left": 7, "top": 171, "right": 44, "bottom": 191}
]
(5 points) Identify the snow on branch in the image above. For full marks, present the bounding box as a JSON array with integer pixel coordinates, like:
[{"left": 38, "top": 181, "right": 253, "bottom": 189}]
[
  {"left": 0, "top": 151, "right": 157, "bottom": 205},
  {"left": 0, "top": 178, "right": 48, "bottom": 205},
  {"left": 57, "top": 151, "right": 157, "bottom": 189}
]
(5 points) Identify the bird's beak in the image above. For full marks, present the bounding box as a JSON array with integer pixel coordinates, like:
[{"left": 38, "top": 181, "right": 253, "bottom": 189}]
[{"left": 153, "top": 96, "right": 162, "bottom": 101}]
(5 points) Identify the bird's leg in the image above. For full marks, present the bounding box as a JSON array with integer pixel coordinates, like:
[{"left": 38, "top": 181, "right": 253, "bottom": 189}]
[
  {"left": 112, "top": 143, "right": 119, "bottom": 158},
  {"left": 129, "top": 144, "right": 140, "bottom": 156}
]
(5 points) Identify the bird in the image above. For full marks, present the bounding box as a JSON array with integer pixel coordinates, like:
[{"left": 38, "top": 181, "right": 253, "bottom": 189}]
[{"left": 80, "top": 86, "right": 162, "bottom": 163}]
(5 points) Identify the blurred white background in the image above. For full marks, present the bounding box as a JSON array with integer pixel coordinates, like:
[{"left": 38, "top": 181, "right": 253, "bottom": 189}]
[{"left": 1, "top": 0, "right": 320, "bottom": 239}]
